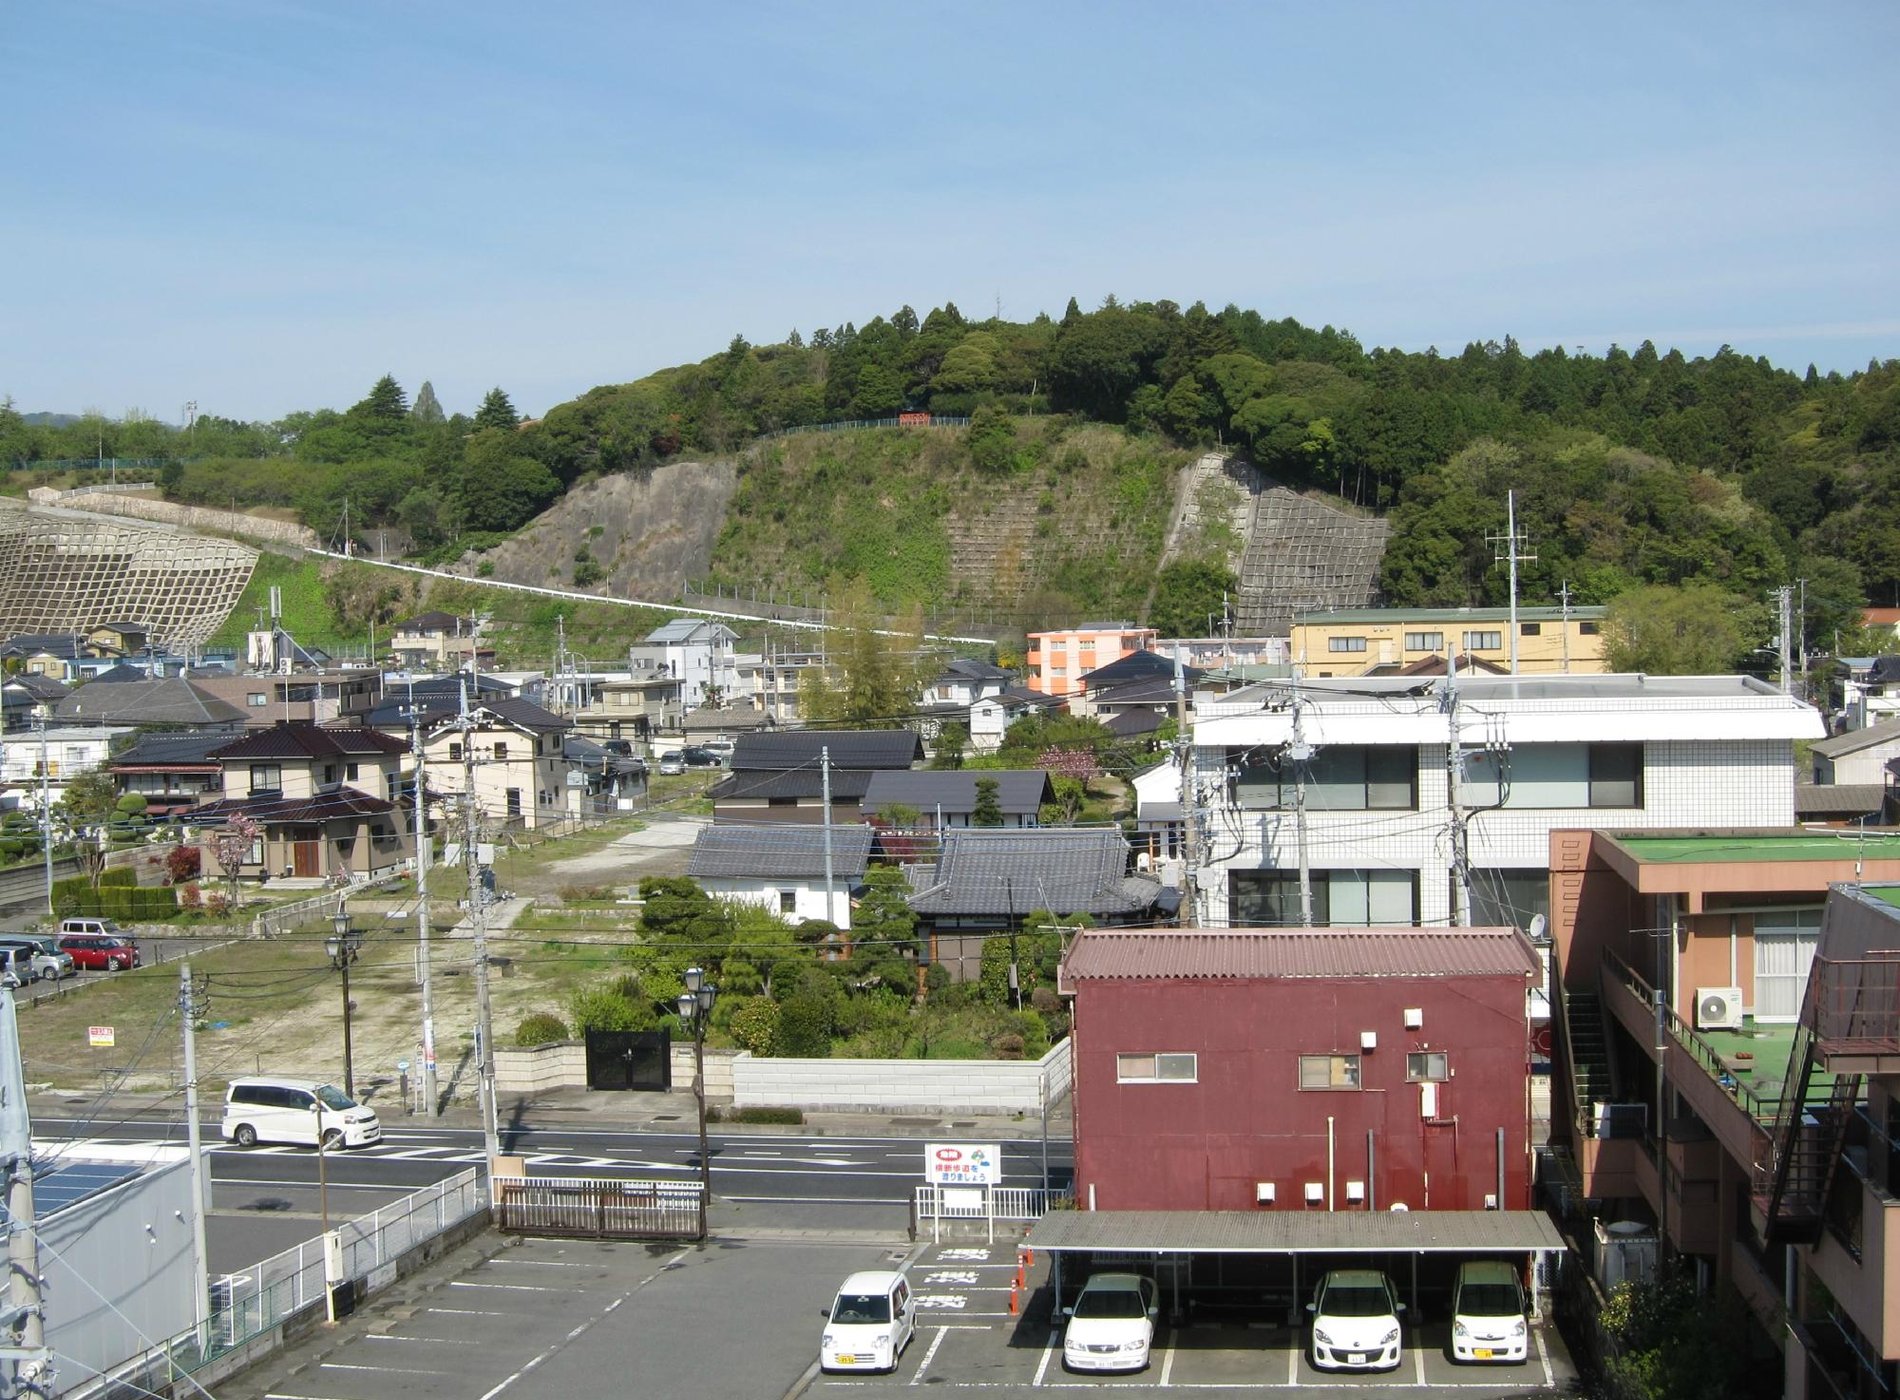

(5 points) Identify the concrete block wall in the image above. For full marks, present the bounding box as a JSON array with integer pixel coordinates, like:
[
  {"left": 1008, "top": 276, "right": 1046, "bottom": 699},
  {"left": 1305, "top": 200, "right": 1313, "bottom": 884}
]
[{"left": 495, "top": 1042, "right": 587, "bottom": 1093}]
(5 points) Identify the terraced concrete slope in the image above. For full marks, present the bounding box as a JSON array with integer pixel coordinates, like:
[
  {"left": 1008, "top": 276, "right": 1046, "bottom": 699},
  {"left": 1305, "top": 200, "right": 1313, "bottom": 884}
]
[{"left": 1235, "top": 481, "right": 1389, "bottom": 634}]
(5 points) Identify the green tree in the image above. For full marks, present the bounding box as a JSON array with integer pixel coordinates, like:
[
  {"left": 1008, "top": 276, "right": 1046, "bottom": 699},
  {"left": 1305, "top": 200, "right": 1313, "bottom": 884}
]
[
  {"left": 971, "top": 777, "right": 1005, "bottom": 827},
  {"left": 930, "top": 721, "right": 969, "bottom": 769},
  {"left": 457, "top": 430, "right": 560, "bottom": 532},
  {"left": 59, "top": 769, "right": 120, "bottom": 828},
  {"left": 1603, "top": 583, "right": 1748, "bottom": 674},
  {"left": 411, "top": 381, "right": 446, "bottom": 425},
  {"left": 1150, "top": 558, "right": 1237, "bottom": 637},
  {"left": 965, "top": 404, "right": 1017, "bottom": 473},
  {"left": 474, "top": 387, "right": 520, "bottom": 432},
  {"left": 353, "top": 375, "right": 409, "bottom": 421},
  {"left": 797, "top": 580, "right": 935, "bottom": 726}
]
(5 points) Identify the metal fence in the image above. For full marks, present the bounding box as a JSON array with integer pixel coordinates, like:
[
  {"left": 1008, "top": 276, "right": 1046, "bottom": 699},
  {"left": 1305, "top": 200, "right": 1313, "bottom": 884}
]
[
  {"left": 495, "top": 1176, "right": 706, "bottom": 1240},
  {"left": 62, "top": 1168, "right": 486, "bottom": 1400},
  {"left": 914, "top": 1184, "right": 1071, "bottom": 1241}
]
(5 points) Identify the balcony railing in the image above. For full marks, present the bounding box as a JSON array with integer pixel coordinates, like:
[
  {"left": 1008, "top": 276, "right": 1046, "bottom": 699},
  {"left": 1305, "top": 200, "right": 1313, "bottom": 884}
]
[
  {"left": 1602, "top": 949, "right": 1780, "bottom": 1123},
  {"left": 1807, "top": 954, "right": 1900, "bottom": 1057}
]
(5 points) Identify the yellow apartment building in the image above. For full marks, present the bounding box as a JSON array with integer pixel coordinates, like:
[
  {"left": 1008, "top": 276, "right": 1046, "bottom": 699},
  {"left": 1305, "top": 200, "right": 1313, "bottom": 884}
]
[{"left": 1291, "top": 606, "right": 1609, "bottom": 676}]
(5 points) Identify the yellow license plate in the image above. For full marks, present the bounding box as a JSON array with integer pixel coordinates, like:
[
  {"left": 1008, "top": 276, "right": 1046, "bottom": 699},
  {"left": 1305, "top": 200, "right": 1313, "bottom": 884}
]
[{"left": 1475, "top": 1348, "right": 1494, "bottom": 1359}]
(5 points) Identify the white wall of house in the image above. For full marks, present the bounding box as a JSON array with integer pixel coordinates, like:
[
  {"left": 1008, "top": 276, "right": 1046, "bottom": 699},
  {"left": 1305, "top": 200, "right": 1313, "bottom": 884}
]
[
  {"left": 424, "top": 729, "right": 572, "bottom": 828},
  {"left": 0, "top": 726, "right": 133, "bottom": 806},
  {"left": 1814, "top": 735, "right": 1900, "bottom": 786},
  {"left": 696, "top": 875, "right": 853, "bottom": 928}
]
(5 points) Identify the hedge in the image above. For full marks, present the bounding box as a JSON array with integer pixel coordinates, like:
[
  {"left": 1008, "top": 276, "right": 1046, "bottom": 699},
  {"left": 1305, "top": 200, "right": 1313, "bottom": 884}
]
[{"left": 51, "top": 876, "right": 176, "bottom": 919}]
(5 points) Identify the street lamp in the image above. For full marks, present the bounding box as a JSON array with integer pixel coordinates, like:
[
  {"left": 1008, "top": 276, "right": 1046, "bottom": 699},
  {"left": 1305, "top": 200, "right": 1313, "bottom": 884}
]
[
  {"left": 326, "top": 902, "right": 363, "bottom": 1100},
  {"left": 676, "top": 967, "right": 718, "bottom": 1221}
]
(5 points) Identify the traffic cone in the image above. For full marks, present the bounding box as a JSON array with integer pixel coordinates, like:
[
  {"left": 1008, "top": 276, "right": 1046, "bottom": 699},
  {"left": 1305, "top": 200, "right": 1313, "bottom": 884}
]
[{"left": 1009, "top": 1284, "right": 1019, "bottom": 1316}]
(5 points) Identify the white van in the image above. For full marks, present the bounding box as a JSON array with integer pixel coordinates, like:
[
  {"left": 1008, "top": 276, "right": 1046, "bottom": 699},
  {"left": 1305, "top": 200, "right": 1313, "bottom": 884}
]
[
  {"left": 820, "top": 1270, "right": 915, "bottom": 1374},
  {"left": 221, "top": 1077, "right": 382, "bottom": 1149}
]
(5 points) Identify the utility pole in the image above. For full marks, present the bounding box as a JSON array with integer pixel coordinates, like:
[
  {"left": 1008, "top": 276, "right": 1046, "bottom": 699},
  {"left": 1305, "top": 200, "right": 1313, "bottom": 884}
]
[
  {"left": 1488, "top": 490, "right": 1535, "bottom": 676},
  {"left": 0, "top": 985, "right": 47, "bottom": 1400},
  {"left": 1557, "top": 580, "right": 1573, "bottom": 674},
  {"left": 1444, "top": 655, "right": 1471, "bottom": 926},
  {"left": 460, "top": 686, "right": 500, "bottom": 1173},
  {"left": 1773, "top": 585, "right": 1795, "bottom": 694},
  {"left": 36, "top": 715, "right": 53, "bottom": 922},
  {"left": 409, "top": 704, "right": 439, "bottom": 1117},
  {"left": 820, "top": 747, "right": 837, "bottom": 929},
  {"left": 1173, "top": 645, "right": 1198, "bottom": 926},
  {"left": 1289, "top": 673, "right": 1314, "bottom": 926},
  {"left": 178, "top": 965, "right": 211, "bottom": 1340}
]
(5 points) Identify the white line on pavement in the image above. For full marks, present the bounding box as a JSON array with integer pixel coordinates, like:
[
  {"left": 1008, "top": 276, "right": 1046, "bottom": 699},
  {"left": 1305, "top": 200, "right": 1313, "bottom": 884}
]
[
  {"left": 448, "top": 1281, "right": 567, "bottom": 1293},
  {"left": 322, "top": 1362, "right": 444, "bottom": 1375},
  {"left": 1032, "top": 1328, "right": 1057, "bottom": 1387},
  {"left": 1414, "top": 1346, "right": 1426, "bottom": 1385},
  {"left": 910, "top": 1326, "right": 951, "bottom": 1386},
  {"left": 364, "top": 1334, "right": 482, "bottom": 1345}
]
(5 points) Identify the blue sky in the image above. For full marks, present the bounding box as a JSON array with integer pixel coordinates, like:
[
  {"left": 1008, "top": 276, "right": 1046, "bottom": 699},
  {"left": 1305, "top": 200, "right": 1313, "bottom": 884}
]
[{"left": 5, "top": 2, "right": 1897, "bottom": 422}]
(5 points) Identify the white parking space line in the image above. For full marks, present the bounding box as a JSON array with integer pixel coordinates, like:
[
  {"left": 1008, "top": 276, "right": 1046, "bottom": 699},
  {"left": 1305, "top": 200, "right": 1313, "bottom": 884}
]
[
  {"left": 909, "top": 1326, "right": 950, "bottom": 1386},
  {"left": 422, "top": 1308, "right": 509, "bottom": 1317},
  {"left": 1414, "top": 1346, "right": 1426, "bottom": 1385},
  {"left": 448, "top": 1280, "right": 567, "bottom": 1292},
  {"left": 1032, "top": 1328, "right": 1059, "bottom": 1387},
  {"left": 364, "top": 1334, "right": 481, "bottom": 1345},
  {"left": 1536, "top": 1325, "right": 1554, "bottom": 1387},
  {"left": 482, "top": 1257, "right": 595, "bottom": 1267},
  {"left": 322, "top": 1362, "right": 444, "bottom": 1376},
  {"left": 1286, "top": 1345, "right": 1298, "bottom": 1387},
  {"left": 1159, "top": 1335, "right": 1176, "bottom": 1386}
]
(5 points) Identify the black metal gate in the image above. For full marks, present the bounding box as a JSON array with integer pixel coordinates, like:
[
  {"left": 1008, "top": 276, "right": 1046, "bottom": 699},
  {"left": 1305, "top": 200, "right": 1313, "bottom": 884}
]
[{"left": 585, "top": 1029, "right": 671, "bottom": 1090}]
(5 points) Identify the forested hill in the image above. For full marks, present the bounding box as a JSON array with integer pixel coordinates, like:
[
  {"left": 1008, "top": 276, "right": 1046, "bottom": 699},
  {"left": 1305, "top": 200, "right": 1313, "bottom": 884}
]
[{"left": 6, "top": 299, "right": 1898, "bottom": 647}]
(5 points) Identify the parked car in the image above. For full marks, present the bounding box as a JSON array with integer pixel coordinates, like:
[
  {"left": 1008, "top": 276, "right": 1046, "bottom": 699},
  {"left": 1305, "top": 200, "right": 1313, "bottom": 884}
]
[
  {"left": 1308, "top": 1269, "right": 1405, "bottom": 1372},
  {"left": 657, "top": 751, "right": 685, "bottom": 776},
  {"left": 0, "top": 938, "right": 74, "bottom": 981},
  {"left": 1062, "top": 1272, "right": 1158, "bottom": 1373},
  {"left": 820, "top": 1270, "right": 915, "bottom": 1374},
  {"left": 1449, "top": 1261, "right": 1529, "bottom": 1363},
  {"left": 0, "top": 948, "right": 35, "bottom": 989},
  {"left": 699, "top": 738, "right": 735, "bottom": 761},
  {"left": 221, "top": 1077, "right": 382, "bottom": 1149},
  {"left": 601, "top": 739, "right": 634, "bottom": 756},
  {"left": 57, "top": 930, "right": 141, "bottom": 971},
  {"left": 680, "top": 745, "right": 723, "bottom": 767}
]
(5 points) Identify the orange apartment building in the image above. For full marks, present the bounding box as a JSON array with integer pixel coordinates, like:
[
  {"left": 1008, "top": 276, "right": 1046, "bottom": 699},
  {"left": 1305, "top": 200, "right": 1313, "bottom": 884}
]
[
  {"left": 1024, "top": 623, "right": 1157, "bottom": 698},
  {"left": 1549, "top": 828, "right": 1900, "bottom": 1398}
]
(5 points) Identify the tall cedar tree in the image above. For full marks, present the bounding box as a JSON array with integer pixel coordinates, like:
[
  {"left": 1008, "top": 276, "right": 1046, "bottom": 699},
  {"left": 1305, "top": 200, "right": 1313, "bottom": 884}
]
[{"left": 475, "top": 387, "right": 521, "bottom": 431}]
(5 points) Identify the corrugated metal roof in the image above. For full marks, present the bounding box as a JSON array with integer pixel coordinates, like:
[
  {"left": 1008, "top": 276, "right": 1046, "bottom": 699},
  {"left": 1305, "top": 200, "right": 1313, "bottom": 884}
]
[
  {"left": 708, "top": 769, "right": 877, "bottom": 802},
  {"left": 1061, "top": 928, "right": 1539, "bottom": 982},
  {"left": 861, "top": 770, "right": 1052, "bottom": 816},
  {"left": 731, "top": 729, "right": 923, "bottom": 772},
  {"left": 908, "top": 828, "right": 1162, "bottom": 917},
  {"left": 1811, "top": 717, "right": 1900, "bottom": 758},
  {"left": 1024, "top": 1210, "right": 1565, "bottom": 1255}
]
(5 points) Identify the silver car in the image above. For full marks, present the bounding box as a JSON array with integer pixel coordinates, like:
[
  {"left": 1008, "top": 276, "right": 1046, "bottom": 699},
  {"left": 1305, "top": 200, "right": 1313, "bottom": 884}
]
[{"left": 0, "top": 940, "right": 75, "bottom": 981}]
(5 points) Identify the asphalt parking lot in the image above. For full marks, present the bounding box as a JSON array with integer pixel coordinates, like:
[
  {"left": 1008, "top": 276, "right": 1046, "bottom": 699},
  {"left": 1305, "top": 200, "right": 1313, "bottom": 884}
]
[{"left": 805, "top": 1243, "right": 1580, "bottom": 1398}]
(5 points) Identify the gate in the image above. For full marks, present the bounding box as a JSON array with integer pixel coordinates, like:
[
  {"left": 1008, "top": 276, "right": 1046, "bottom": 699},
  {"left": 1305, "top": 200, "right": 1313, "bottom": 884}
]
[
  {"left": 585, "top": 1029, "right": 672, "bottom": 1090},
  {"left": 495, "top": 1177, "right": 705, "bottom": 1240}
]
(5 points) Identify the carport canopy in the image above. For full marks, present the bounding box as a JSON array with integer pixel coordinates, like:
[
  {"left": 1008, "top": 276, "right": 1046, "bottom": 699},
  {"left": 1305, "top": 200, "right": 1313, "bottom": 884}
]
[{"left": 1024, "top": 1209, "right": 1564, "bottom": 1256}]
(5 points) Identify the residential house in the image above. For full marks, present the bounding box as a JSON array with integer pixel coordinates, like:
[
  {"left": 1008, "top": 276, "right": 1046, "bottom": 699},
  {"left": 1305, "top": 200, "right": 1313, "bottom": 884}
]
[
  {"left": 387, "top": 611, "right": 485, "bottom": 670},
  {"left": 1290, "top": 605, "right": 1609, "bottom": 677},
  {"left": 1129, "top": 759, "right": 1186, "bottom": 873},
  {"left": 630, "top": 619, "right": 740, "bottom": 709},
  {"left": 919, "top": 658, "right": 1012, "bottom": 708},
  {"left": 416, "top": 697, "right": 574, "bottom": 830},
  {"left": 190, "top": 669, "right": 380, "bottom": 727},
  {"left": 1551, "top": 852, "right": 1900, "bottom": 1398},
  {"left": 55, "top": 678, "right": 248, "bottom": 730},
  {"left": 0, "top": 634, "right": 85, "bottom": 681},
  {"left": 906, "top": 827, "right": 1166, "bottom": 980},
  {"left": 1191, "top": 674, "right": 1823, "bottom": 931},
  {"left": 1060, "top": 926, "right": 1540, "bottom": 1212},
  {"left": 194, "top": 724, "right": 413, "bottom": 880},
  {"left": 1155, "top": 636, "right": 1290, "bottom": 671},
  {"left": 1811, "top": 716, "right": 1900, "bottom": 787},
  {"left": 109, "top": 730, "right": 232, "bottom": 817},
  {"left": 0, "top": 725, "right": 135, "bottom": 809},
  {"left": 709, "top": 729, "right": 923, "bottom": 826},
  {"left": 967, "top": 685, "right": 1056, "bottom": 754},
  {"left": 562, "top": 734, "right": 647, "bottom": 813},
  {"left": 737, "top": 644, "right": 829, "bottom": 724},
  {"left": 1841, "top": 653, "right": 1900, "bottom": 729},
  {"left": 1025, "top": 623, "right": 1158, "bottom": 699},
  {"left": 85, "top": 621, "right": 149, "bottom": 656},
  {"left": 1067, "top": 648, "right": 1201, "bottom": 721},
  {"left": 1, "top": 675, "right": 69, "bottom": 729},
  {"left": 686, "top": 824, "right": 874, "bottom": 928},
  {"left": 860, "top": 770, "right": 1054, "bottom": 829}
]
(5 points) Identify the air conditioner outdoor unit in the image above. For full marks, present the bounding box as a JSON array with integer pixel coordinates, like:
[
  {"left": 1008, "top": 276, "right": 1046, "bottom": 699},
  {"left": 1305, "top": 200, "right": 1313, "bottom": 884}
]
[{"left": 1696, "top": 986, "right": 1744, "bottom": 1032}]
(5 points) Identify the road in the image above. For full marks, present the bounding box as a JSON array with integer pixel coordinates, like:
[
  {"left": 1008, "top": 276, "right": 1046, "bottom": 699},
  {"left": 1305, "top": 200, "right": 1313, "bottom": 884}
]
[{"left": 34, "top": 1114, "right": 1073, "bottom": 1267}]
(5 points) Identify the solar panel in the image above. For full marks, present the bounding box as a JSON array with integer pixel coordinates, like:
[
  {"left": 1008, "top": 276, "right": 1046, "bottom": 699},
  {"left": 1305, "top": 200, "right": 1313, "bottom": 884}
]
[{"left": 0, "top": 1159, "right": 145, "bottom": 1220}]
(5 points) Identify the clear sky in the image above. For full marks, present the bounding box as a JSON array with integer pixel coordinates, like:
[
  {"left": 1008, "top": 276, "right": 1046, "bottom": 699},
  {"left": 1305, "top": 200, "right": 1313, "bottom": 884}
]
[{"left": 5, "top": 2, "right": 1897, "bottom": 423}]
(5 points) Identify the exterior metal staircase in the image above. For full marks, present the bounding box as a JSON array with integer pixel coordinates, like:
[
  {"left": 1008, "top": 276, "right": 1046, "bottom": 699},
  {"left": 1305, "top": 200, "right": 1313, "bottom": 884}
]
[
  {"left": 1754, "top": 971, "right": 1862, "bottom": 1243},
  {"left": 1562, "top": 987, "right": 1615, "bottom": 1130}
]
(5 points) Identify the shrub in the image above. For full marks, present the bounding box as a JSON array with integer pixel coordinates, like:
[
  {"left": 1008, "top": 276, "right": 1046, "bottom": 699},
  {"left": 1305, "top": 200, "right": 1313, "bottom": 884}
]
[
  {"left": 775, "top": 990, "right": 836, "bottom": 1058},
  {"left": 515, "top": 1012, "right": 570, "bottom": 1047},
  {"left": 726, "top": 997, "right": 781, "bottom": 1056},
  {"left": 177, "top": 882, "right": 203, "bottom": 910},
  {"left": 568, "top": 982, "right": 655, "bottom": 1033},
  {"left": 716, "top": 1106, "right": 803, "bottom": 1125},
  {"left": 166, "top": 846, "right": 202, "bottom": 885}
]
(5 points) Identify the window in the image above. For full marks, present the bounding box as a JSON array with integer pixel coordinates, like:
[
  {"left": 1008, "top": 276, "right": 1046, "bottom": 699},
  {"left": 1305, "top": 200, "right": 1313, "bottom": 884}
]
[
  {"left": 1578, "top": 621, "right": 1600, "bottom": 636},
  {"left": 1463, "top": 630, "right": 1503, "bottom": 651},
  {"left": 1328, "top": 636, "right": 1368, "bottom": 653},
  {"left": 247, "top": 692, "right": 268, "bottom": 708},
  {"left": 1470, "top": 870, "right": 1551, "bottom": 932},
  {"left": 493, "top": 742, "right": 509, "bottom": 761},
  {"left": 1519, "top": 622, "right": 1542, "bottom": 636},
  {"left": 1117, "top": 1052, "right": 1197, "bottom": 1083},
  {"left": 1229, "top": 869, "right": 1419, "bottom": 926},
  {"left": 1403, "top": 631, "right": 1443, "bottom": 652},
  {"left": 505, "top": 788, "right": 522, "bottom": 817},
  {"left": 1406, "top": 1052, "right": 1449, "bottom": 1081},
  {"left": 1299, "top": 1054, "right": 1361, "bottom": 1089},
  {"left": 1463, "top": 743, "right": 1643, "bottom": 809},
  {"left": 346, "top": 763, "right": 359, "bottom": 781},
  {"left": 248, "top": 763, "right": 282, "bottom": 794},
  {"left": 1233, "top": 746, "right": 1416, "bottom": 811},
  {"left": 322, "top": 764, "right": 337, "bottom": 786},
  {"left": 778, "top": 890, "right": 797, "bottom": 914},
  {"left": 448, "top": 743, "right": 463, "bottom": 762}
]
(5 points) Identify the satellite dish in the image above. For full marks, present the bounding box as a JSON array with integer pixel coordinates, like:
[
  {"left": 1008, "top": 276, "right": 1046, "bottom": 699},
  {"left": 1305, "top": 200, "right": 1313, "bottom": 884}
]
[
  {"left": 1389, "top": 1202, "right": 1409, "bottom": 1212},
  {"left": 1528, "top": 914, "right": 1548, "bottom": 940}
]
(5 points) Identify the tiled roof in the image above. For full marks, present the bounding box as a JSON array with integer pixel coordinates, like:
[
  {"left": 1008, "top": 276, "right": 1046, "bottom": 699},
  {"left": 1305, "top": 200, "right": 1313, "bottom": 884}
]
[
  {"left": 472, "top": 697, "right": 571, "bottom": 733},
  {"left": 111, "top": 730, "right": 233, "bottom": 769},
  {"left": 194, "top": 786, "right": 396, "bottom": 824},
  {"left": 211, "top": 725, "right": 408, "bottom": 761},
  {"left": 0, "top": 634, "right": 82, "bottom": 659},
  {"left": 1060, "top": 928, "right": 1539, "bottom": 984},
  {"left": 681, "top": 706, "right": 770, "bottom": 733},
  {"left": 730, "top": 729, "right": 923, "bottom": 772},
  {"left": 1080, "top": 650, "right": 1201, "bottom": 688},
  {"left": 1104, "top": 709, "right": 1166, "bottom": 738},
  {"left": 708, "top": 769, "right": 877, "bottom": 802},
  {"left": 4, "top": 675, "right": 70, "bottom": 701},
  {"left": 687, "top": 824, "right": 874, "bottom": 880},
  {"left": 1793, "top": 783, "right": 1888, "bottom": 817},
  {"left": 56, "top": 679, "right": 249, "bottom": 726},
  {"left": 861, "top": 770, "right": 1052, "bottom": 817},
  {"left": 393, "top": 611, "right": 465, "bottom": 633},
  {"left": 1812, "top": 717, "right": 1900, "bottom": 758},
  {"left": 907, "top": 828, "right": 1161, "bottom": 916}
]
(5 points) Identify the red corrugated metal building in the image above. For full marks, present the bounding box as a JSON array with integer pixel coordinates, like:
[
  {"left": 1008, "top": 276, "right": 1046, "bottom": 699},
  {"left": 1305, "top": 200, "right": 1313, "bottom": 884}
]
[{"left": 1059, "top": 927, "right": 1540, "bottom": 1214}]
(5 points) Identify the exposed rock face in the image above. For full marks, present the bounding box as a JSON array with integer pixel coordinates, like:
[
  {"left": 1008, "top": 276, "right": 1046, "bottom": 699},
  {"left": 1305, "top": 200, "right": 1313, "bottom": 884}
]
[{"left": 456, "top": 459, "right": 738, "bottom": 602}]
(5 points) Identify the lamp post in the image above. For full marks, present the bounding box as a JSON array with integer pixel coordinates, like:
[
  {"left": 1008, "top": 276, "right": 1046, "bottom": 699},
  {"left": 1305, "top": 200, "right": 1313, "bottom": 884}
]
[
  {"left": 676, "top": 967, "right": 717, "bottom": 1225},
  {"left": 326, "top": 902, "right": 362, "bottom": 1101}
]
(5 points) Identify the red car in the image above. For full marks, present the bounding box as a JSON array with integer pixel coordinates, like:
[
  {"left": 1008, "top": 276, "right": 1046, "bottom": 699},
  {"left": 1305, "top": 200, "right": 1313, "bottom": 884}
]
[{"left": 57, "top": 933, "right": 141, "bottom": 971}]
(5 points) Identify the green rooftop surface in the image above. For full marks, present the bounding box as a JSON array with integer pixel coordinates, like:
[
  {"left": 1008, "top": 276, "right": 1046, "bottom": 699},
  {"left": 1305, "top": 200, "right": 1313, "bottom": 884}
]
[
  {"left": 1614, "top": 833, "right": 1900, "bottom": 865},
  {"left": 1867, "top": 884, "right": 1900, "bottom": 910}
]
